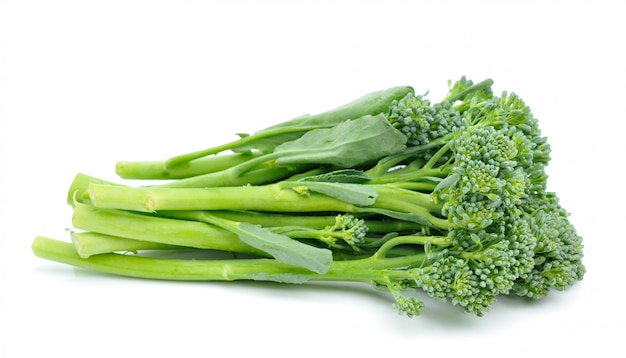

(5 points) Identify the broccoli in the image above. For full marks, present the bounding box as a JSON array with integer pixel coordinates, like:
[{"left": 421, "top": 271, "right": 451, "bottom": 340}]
[
  {"left": 513, "top": 193, "right": 585, "bottom": 298},
  {"left": 266, "top": 214, "right": 369, "bottom": 252},
  {"left": 32, "top": 77, "right": 584, "bottom": 318}
]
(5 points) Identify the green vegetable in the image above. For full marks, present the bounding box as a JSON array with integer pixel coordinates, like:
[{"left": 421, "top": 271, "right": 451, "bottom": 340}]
[{"left": 32, "top": 77, "right": 585, "bottom": 318}]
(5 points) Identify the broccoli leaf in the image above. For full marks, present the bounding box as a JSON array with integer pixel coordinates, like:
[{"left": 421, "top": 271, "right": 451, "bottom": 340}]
[
  {"left": 274, "top": 114, "right": 408, "bottom": 168},
  {"left": 236, "top": 222, "right": 333, "bottom": 274},
  {"left": 289, "top": 182, "right": 378, "bottom": 206}
]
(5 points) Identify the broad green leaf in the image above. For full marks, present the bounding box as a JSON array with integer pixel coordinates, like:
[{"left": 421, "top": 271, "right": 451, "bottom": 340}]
[
  {"left": 274, "top": 114, "right": 408, "bottom": 168},
  {"left": 236, "top": 222, "right": 333, "bottom": 274},
  {"left": 290, "top": 182, "right": 378, "bottom": 206}
]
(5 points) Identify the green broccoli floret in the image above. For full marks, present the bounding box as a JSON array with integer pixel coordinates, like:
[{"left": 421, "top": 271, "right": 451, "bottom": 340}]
[
  {"left": 322, "top": 214, "right": 369, "bottom": 251},
  {"left": 382, "top": 277, "right": 425, "bottom": 318},
  {"left": 376, "top": 122, "right": 538, "bottom": 316},
  {"left": 441, "top": 126, "right": 525, "bottom": 230},
  {"left": 387, "top": 92, "right": 464, "bottom": 147},
  {"left": 410, "top": 216, "right": 536, "bottom": 316},
  {"left": 268, "top": 214, "right": 369, "bottom": 251},
  {"left": 462, "top": 90, "right": 551, "bottom": 195},
  {"left": 445, "top": 76, "right": 495, "bottom": 107},
  {"left": 513, "top": 193, "right": 585, "bottom": 298}
]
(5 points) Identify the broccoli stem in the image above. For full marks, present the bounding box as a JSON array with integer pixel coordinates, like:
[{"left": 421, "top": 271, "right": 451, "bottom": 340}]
[
  {"left": 209, "top": 210, "right": 427, "bottom": 234},
  {"left": 71, "top": 231, "right": 182, "bottom": 258},
  {"left": 372, "top": 234, "right": 452, "bottom": 259},
  {"left": 71, "top": 203, "right": 264, "bottom": 256},
  {"left": 366, "top": 167, "right": 449, "bottom": 185},
  {"left": 363, "top": 135, "right": 454, "bottom": 184},
  {"left": 364, "top": 139, "right": 447, "bottom": 178},
  {"left": 210, "top": 211, "right": 337, "bottom": 229},
  {"left": 33, "top": 236, "right": 426, "bottom": 282},
  {"left": 67, "top": 173, "right": 116, "bottom": 206},
  {"left": 384, "top": 182, "right": 438, "bottom": 192},
  {"left": 88, "top": 182, "right": 356, "bottom": 213},
  {"left": 116, "top": 152, "right": 264, "bottom": 180},
  {"left": 157, "top": 153, "right": 312, "bottom": 188},
  {"left": 87, "top": 182, "right": 449, "bottom": 229}
]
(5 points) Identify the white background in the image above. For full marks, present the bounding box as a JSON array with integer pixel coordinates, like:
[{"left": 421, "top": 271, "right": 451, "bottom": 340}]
[{"left": 1, "top": 0, "right": 624, "bottom": 357}]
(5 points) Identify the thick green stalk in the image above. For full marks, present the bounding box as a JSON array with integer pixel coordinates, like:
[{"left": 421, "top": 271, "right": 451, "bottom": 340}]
[
  {"left": 67, "top": 173, "right": 116, "bottom": 206},
  {"left": 88, "top": 183, "right": 357, "bottom": 213},
  {"left": 32, "top": 236, "right": 426, "bottom": 282},
  {"left": 211, "top": 211, "right": 337, "bottom": 229},
  {"left": 87, "top": 182, "right": 449, "bottom": 229},
  {"left": 210, "top": 211, "right": 427, "bottom": 234},
  {"left": 72, "top": 202, "right": 264, "bottom": 256},
  {"left": 71, "top": 231, "right": 181, "bottom": 258},
  {"left": 157, "top": 159, "right": 311, "bottom": 188},
  {"left": 116, "top": 152, "right": 264, "bottom": 180}
]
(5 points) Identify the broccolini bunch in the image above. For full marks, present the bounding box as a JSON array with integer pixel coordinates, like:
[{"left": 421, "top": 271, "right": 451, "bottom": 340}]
[{"left": 32, "top": 77, "right": 585, "bottom": 318}]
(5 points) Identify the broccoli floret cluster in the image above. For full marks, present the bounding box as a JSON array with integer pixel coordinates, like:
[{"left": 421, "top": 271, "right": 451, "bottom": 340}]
[
  {"left": 513, "top": 193, "right": 585, "bottom": 298},
  {"left": 467, "top": 92, "right": 552, "bottom": 194},
  {"left": 265, "top": 214, "right": 369, "bottom": 252},
  {"left": 323, "top": 214, "right": 368, "bottom": 251},
  {"left": 442, "top": 126, "right": 525, "bottom": 230},
  {"left": 413, "top": 217, "right": 538, "bottom": 316},
  {"left": 386, "top": 93, "right": 464, "bottom": 148},
  {"left": 372, "top": 78, "right": 584, "bottom": 316},
  {"left": 446, "top": 76, "right": 494, "bottom": 108}
]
